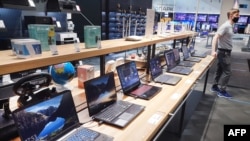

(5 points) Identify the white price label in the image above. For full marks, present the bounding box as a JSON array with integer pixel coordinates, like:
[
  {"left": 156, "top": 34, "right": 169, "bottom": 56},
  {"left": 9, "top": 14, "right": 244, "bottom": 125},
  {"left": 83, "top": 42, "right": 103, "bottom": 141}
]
[{"left": 148, "top": 114, "right": 162, "bottom": 125}]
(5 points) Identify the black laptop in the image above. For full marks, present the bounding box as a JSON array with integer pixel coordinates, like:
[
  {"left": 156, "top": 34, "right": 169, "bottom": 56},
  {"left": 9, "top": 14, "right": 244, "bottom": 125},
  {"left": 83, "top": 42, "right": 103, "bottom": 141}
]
[
  {"left": 164, "top": 50, "right": 193, "bottom": 75},
  {"left": 189, "top": 45, "right": 207, "bottom": 58},
  {"left": 149, "top": 56, "right": 182, "bottom": 85},
  {"left": 172, "top": 48, "right": 196, "bottom": 67},
  {"left": 84, "top": 72, "right": 145, "bottom": 128},
  {"left": 181, "top": 46, "right": 201, "bottom": 62},
  {"left": 12, "top": 90, "right": 113, "bottom": 141},
  {"left": 116, "top": 61, "right": 162, "bottom": 100}
]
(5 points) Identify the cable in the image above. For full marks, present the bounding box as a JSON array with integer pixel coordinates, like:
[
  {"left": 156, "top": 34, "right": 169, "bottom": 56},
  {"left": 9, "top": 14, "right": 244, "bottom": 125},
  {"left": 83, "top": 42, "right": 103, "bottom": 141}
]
[{"left": 79, "top": 12, "right": 94, "bottom": 26}]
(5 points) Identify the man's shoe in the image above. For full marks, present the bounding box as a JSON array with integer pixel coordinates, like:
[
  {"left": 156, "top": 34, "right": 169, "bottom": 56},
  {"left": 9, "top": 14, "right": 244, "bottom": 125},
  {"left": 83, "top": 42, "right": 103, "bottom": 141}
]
[
  {"left": 217, "top": 90, "right": 232, "bottom": 98},
  {"left": 210, "top": 84, "right": 220, "bottom": 93}
]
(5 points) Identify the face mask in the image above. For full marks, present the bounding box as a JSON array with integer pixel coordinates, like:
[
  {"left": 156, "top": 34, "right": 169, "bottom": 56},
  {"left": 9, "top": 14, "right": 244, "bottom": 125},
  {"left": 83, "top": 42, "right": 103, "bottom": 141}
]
[{"left": 232, "top": 17, "right": 239, "bottom": 23}]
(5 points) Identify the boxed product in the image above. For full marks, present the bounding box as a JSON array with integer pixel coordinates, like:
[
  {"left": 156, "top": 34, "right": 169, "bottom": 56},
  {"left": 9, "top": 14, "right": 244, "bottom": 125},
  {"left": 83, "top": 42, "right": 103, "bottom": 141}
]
[
  {"left": 77, "top": 65, "right": 95, "bottom": 88},
  {"left": 12, "top": 39, "right": 42, "bottom": 58}
]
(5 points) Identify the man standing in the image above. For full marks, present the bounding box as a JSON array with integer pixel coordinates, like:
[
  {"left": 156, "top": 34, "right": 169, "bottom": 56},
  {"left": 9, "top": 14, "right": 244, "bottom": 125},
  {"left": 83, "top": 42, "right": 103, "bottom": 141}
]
[{"left": 210, "top": 8, "right": 240, "bottom": 98}]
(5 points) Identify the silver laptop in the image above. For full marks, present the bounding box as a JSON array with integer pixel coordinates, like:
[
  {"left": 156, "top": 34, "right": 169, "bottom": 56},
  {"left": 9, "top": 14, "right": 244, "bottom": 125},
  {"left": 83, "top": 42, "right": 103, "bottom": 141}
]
[
  {"left": 164, "top": 49, "right": 193, "bottom": 75},
  {"left": 172, "top": 48, "right": 196, "bottom": 67},
  {"left": 189, "top": 45, "right": 207, "bottom": 58},
  {"left": 181, "top": 46, "right": 201, "bottom": 62},
  {"left": 149, "top": 56, "right": 182, "bottom": 85},
  {"left": 84, "top": 72, "right": 145, "bottom": 128},
  {"left": 12, "top": 90, "right": 113, "bottom": 141}
]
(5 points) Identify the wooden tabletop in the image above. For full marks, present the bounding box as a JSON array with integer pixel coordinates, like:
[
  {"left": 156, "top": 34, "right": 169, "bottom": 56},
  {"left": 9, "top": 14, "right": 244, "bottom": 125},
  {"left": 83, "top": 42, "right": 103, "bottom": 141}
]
[
  {"left": 0, "top": 31, "right": 196, "bottom": 75},
  {"left": 10, "top": 55, "right": 215, "bottom": 141}
]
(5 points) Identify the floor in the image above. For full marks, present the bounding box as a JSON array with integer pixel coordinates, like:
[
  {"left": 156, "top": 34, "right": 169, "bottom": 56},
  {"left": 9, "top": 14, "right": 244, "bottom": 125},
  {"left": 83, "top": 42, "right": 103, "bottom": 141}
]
[
  {"left": 1, "top": 33, "right": 249, "bottom": 141},
  {"left": 178, "top": 35, "right": 250, "bottom": 141},
  {"left": 80, "top": 34, "right": 250, "bottom": 141}
]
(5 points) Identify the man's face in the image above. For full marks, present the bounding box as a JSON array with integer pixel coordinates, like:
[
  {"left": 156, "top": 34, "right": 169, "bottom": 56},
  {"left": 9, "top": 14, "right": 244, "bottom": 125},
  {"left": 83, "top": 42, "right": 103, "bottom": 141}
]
[
  {"left": 231, "top": 12, "right": 240, "bottom": 19},
  {"left": 230, "top": 12, "right": 240, "bottom": 23}
]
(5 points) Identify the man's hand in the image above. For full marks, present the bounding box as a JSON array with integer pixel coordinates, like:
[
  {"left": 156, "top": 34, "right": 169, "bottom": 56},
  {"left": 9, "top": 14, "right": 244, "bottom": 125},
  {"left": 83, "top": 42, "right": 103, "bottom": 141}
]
[{"left": 211, "top": 51, "right": 217, "bottom": 58}]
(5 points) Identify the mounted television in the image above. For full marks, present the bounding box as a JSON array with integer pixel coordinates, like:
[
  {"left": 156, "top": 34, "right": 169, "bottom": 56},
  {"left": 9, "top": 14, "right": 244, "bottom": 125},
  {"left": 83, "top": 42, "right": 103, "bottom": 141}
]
[
  {"left": 187, "top": 13, "right": 195, "bottom": 21},
  {"left": 210, "top": 23, "right": 218, "bottom": 29},
  {"left": 0, "top": 0, "right": 36, "bottom": 10},
  {"left": 208, "top": 15, "right": 218, "bottom": 23},
  {"left": 197, "top": 14, "right": 207, "bottom": 22},
  {"left": 238, "top": 16, "right": 248, "bottom": 24},
  {"left": 174, "top": 13, "right": 187, "bottom": 21}
]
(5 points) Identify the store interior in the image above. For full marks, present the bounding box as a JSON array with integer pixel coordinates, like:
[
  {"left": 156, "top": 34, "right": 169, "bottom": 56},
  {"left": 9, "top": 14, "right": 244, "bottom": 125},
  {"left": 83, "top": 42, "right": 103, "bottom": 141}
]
[{"left": 0, "top": 0, "right": 250, "bottom": 141}]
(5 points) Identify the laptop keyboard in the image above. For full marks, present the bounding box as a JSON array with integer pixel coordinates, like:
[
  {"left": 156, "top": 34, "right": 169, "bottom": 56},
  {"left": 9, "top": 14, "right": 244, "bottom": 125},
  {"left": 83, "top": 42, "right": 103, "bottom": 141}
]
[
  {"left": 142, "top": 86, "right": 160, "bottom": 98},
  {"left": 67, "top": 128, "right": 100, "bottom": 141},
  {"left": 96, "top": 101, "right": 132, "bottom": 122},
  {"left": 156, "top": 74, "right": 173, "bottom": 82}
]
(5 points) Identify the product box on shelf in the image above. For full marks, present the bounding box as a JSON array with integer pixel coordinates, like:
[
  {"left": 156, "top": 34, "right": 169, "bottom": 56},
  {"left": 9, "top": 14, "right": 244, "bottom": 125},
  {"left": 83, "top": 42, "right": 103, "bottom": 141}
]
[
  {"left": 11, "top": 39, "right": 41, "bottom": 58},
  {"left": 77, "top": 65, "right": 95, "bottom": 88}
]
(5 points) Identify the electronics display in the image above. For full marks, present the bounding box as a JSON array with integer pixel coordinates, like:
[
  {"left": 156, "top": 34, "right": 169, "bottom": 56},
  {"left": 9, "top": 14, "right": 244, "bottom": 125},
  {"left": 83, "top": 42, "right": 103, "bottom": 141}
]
[
  {"left": 197, "top": 14, "right": 207, "bottom": 22},
  {"left": 187, "top": 13, "right": 195, "bottom": 21},
  {"left": 210, "top": 23, "right": 218, "bottom": 30},
  {"left": 238, "top": 16, "right": 248, "bottom": 24},
  {"left": 174, "top": 13, "right": 187, "bottom": 21},
  {"left": 107, "top": 10, "right": 146, "bottom": 39},
  {"left": 207, "top": 15, "right": 218, "bottom": 23}
]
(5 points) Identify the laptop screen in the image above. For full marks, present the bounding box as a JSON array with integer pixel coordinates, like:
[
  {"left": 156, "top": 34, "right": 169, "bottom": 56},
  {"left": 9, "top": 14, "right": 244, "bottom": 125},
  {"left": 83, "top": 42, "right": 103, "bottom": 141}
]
[
  {"left": 84, "top": 72, "right": 117, "bottom": 117},
  {"left": 164, "top": 50, "right": 177, "bottom": 70},
  {"left": 182, "top": 46, "right": 190, "bottom": 59},
  {"left": 116, "top": 61, "right": 141, "bottom": 94},
  {"left": 12, "top": 90, "right": 79, "bottom": 141},
  {"left": 189, "top": 45, "right": 195, "bottom": 54},
  {"left": 172, "top": 48, "right": 180, "bottom": 63},
  {"left": 149, "top": 57, "right": 163, "bottom": 80}
]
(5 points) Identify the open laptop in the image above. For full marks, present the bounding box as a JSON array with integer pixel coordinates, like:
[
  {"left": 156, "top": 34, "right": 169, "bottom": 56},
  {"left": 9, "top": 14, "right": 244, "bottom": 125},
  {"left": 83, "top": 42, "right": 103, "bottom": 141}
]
[
  {"left": 181, "top": 46, "right": 201, "bottom": 62},
  {"left": 164, "top": 50, "right": 193, "bottom": 75},
  {"left": 84, "top": 72, "right": 145, "bottom": 128},
  {"left": 189, "top": 45, "right": 207, "bottom": 58},
  {"left": 116, "top": 61, "right": 162, "bottom": 100},
  {"left": 12, "top": 90, "right": 113, "bottom": 141},
  {"left": 149, "top": 56, "right": 182, "bottom": 85},
  {"left": 172, "top": 48, "right": 196, "bottom": 67}
]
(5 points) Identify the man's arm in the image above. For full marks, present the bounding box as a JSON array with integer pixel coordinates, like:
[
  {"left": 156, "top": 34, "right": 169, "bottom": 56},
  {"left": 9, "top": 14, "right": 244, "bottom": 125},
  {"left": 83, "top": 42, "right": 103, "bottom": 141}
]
[{"left": 211, "top": 33, "right": 220, "bottom": 57}]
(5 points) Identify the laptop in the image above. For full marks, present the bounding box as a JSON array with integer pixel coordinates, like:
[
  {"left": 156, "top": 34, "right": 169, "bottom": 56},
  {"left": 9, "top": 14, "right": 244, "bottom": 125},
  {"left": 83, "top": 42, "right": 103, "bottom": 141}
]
[
  {"left": 12, "top": 90, "right": 113, "bottom": 141},
  {"left": 181, "top": 46, "right": 201, "bottom": 62},
  {"left": 172, "top": 48, "right": 196, "bottom": 67},
  {"left": 116, "top": 61, "right": 162, "bottom": 100},
  {"left": 149, "top": 56, "right": 182, "bottom": 85},
  {"left": 189, "top": 45, "right": 207, "bottom": 58},
  {"left": 164, "top": 50, "right": 193, "bottom": 75},
  {"left": 84, "top": 72, "right": 145, "bottom": 128}
]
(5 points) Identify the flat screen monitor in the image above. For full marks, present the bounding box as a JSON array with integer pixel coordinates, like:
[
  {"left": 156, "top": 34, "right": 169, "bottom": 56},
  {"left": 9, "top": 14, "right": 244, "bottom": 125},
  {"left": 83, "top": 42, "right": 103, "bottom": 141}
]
[
  {"left": 187, "top": 13, "right": 195, "bottom": 21},
  {"left": 208, "top": 15, "right": 218, "bottom": 23},
  {"left": 197, "top": 14, "right": 207, "bottom": 22},
  {"left": 210, "top": 23, "right": 218, "bottom": 29},
  {"left": 174, "top": 13, "right": 187, "bottom": 21},
  {"left": 238, "top": 16, "right": 248, "bottom": 24}
]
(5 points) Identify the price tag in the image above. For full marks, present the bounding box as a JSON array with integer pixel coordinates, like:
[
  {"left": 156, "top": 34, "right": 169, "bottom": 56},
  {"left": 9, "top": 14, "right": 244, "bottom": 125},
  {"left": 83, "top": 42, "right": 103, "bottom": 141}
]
[
  {"left": 194, "top": 71, "right": 200, "bottom": 74},
  {"left": 56, "top": 21, "right": 61, "bottom": 28},
  {"left": 185, "top": 79, "right": 193, "bottom": 84},
  {"left": 0, "top": 20, "right": 6, "bottom": 28},
  {"left": 171, "top": 93, "right": 181, "bottom": 100},
  {"left": 76, "top": 5, "right": 81, "bottom": 11},
  {"left": 148, "top": 114, "right": 162, "bottom": 125}
]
